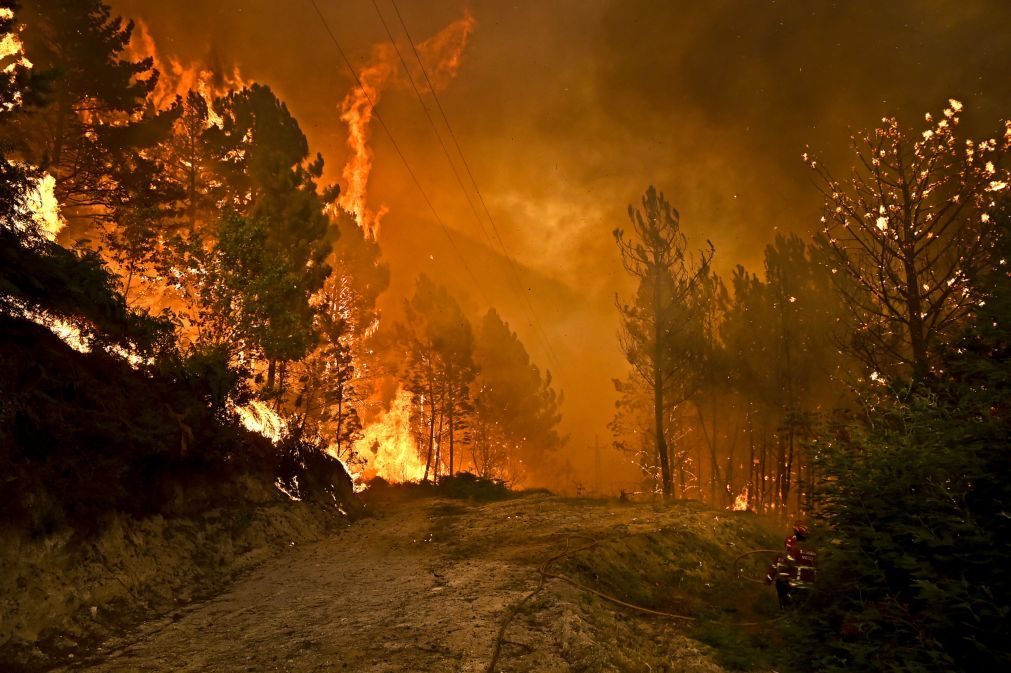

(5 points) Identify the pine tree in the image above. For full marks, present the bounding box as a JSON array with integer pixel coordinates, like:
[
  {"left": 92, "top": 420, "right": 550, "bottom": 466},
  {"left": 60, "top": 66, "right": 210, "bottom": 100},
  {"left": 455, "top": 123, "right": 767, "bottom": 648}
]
[{"left": 614, "top": 185, "right": 713, "bottom": 497}]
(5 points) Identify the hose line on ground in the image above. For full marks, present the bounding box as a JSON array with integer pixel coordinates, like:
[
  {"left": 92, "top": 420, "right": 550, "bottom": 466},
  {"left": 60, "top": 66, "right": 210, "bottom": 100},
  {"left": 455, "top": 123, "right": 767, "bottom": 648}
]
[
  {"left": 487, "top": 539, "right": 792, "bottom": 671},
  {"left": 486, "top": 531, "right": 694, "bottom": 673}
]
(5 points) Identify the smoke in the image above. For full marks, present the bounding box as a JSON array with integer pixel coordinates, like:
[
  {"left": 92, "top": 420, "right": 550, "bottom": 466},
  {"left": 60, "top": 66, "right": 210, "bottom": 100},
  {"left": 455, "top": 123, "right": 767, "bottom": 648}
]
[{"left": 107, "top": 0, "right": 1011, "bottom": 488}]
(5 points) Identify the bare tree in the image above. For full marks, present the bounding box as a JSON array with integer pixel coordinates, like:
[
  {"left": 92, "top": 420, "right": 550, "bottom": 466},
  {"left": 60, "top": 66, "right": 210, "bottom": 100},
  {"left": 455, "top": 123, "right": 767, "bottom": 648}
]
[
  {"left": 809, "top": 101, "right": 1010, "bottom": 381},
  {"left": 614, "top": 186, "right": 713, "bottom": 497}
]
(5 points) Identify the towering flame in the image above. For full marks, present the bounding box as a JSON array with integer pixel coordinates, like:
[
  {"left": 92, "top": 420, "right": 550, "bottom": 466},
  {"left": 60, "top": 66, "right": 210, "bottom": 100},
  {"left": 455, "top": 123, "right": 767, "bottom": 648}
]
[
  {"left": 2, "top": 8, "right": 32, "bottom": 111},
  {"left": 337, "top": 11, "right": 476, "bottom": 238},
  {"left": 351, "top": 386, "right": 426, "bottom": 483},
  {"left": 27, "top": 172, "right": 64, "bottom": 240},
  {"left": 127, "top": 19, "right": 245, "bottom": 119}
]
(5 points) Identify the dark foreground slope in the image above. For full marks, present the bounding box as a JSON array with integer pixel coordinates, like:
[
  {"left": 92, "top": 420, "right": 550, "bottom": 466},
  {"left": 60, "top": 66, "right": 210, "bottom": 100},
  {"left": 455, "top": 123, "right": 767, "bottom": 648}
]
[{"left": 0, "top": 317, "right": 356, "bottom": 669}]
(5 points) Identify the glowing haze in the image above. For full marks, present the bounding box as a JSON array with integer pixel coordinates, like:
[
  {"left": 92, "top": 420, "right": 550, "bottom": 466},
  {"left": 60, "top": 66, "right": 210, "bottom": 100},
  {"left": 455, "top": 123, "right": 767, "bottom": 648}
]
[{"left": 107, "top": 0, "right": 1011, "bottom": 489}]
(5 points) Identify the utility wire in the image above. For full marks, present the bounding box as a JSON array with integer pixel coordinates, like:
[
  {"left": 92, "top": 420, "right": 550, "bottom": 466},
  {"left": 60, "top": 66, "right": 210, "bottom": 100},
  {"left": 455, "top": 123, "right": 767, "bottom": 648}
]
[
  {"left": 308, "top": 0, "right": 489, "bottom": 307},
  {"left": 389, "top": 0, "right": 560, "bottom": 371},
  {"left": 368, "top": 0, "right": 494, "bottom": 253}
]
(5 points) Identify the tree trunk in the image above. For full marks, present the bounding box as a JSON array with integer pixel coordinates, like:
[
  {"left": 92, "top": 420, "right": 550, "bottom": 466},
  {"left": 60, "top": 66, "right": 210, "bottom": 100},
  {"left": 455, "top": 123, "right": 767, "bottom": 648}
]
[
  {"left": 52, "top": 92, "right": 68, "bottom": 171},
  {"left": 783, "top": 425, "right": 795, "bottom": 512},
  {"left": 434, "top": 400, "right": 446, "bottom": 484},
  {"left": 423, "top": 363, "right": 437, "bottom": 483},
  {"left": 654, "top": 288, "right": 672, "bottom": 497},
  {"left": 746, "top": 409, "right": 755, "bottom": 510},
  {"left": 776, "top": 434, "right": 786, "bottom": 518},
  {"left": 447, "top": 381, "right": 455, "bottom": 477},
  {"left": 697, "top": 404, "right": 722, "bottom": 505}
]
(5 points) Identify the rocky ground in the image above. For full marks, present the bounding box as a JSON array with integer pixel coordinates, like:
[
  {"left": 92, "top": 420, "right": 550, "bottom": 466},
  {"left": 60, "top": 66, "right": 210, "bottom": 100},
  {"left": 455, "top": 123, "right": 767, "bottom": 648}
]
[{"left": 35, "top": 491, "right": 783, "bottom": 673}]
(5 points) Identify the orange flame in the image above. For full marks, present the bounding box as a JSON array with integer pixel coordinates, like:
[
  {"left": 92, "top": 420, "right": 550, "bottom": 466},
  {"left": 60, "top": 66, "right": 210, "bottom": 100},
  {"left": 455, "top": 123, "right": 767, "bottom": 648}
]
[
  {"left": 352, "top": 386, "right": 426, "bottom": 484},
  {"left": 1, "top": 33, "right": 30, "bottom": 72},
  {"left": 337, "top": 11, "right": 475, "bottom": 237},
  {"left": 236, "top": 400, "right": 286, "bottom": 443},
  {"left": 2, "top": 13, "right": 32, "bottom": 111},
  {"left": 731, "top": 486, "right": 749, "bottom": 512},
  {"left": 26, "top": 172, "right": 64, "bottom": 240},
  {"left": 337, "top": 48, "right": 396, "bottom": 237},
  {"left": 127, "top": 19, "right": 245, "bottom": 120},
  {"left": 1, "top": 7, "right": 30, "bottom": 69}
]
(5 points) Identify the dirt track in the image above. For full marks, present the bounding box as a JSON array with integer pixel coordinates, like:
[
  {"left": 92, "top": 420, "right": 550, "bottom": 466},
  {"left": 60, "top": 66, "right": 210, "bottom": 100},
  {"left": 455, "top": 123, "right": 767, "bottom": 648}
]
[{"left": 58, "top": 494, "right": 745, "bottom": 673}]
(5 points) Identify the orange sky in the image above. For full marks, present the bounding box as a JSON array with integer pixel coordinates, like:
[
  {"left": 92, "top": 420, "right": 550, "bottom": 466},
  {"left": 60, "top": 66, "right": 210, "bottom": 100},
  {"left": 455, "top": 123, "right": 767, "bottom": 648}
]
[{"left": 109, "top": 0, "right": 1011, "bottom": 488}]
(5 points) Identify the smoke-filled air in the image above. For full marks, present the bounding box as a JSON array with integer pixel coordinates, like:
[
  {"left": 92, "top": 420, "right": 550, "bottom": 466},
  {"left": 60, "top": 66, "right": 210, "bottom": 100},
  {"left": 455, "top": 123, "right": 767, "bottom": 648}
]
[{"left": 2, "top": 1, "right": 1010, "bottom": 671}]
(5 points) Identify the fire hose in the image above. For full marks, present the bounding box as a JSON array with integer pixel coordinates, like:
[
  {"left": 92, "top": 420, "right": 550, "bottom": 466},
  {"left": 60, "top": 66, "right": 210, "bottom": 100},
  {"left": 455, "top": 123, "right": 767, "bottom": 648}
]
[
  {"left": 733, "top": 548, "right": 782, "bottom": 584},
  {"left": 486, "top": 542, "right": 787, "bottom": 671},
  {"left": 486, "top": 531, "right": 696, "bottom": 673}
]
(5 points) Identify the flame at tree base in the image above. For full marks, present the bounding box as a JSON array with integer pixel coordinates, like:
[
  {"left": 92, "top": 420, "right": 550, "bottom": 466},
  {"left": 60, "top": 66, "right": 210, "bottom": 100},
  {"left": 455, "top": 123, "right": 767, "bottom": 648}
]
[
  {"left": 731, "top": 486, "right": 749, "bottom": 512},
  {"left": 351, "top": 387, "right": 426, "bottom": 485}
]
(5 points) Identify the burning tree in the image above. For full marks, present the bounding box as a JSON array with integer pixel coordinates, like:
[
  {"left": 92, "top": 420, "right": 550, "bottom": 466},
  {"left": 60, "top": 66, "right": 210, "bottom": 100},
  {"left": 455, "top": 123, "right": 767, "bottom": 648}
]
[
  {"left": 614, "top": 186, "right": 713, "bottom": 497},
  {"left": 288, "top": 209, "right": 390, "bottom": 461},
  {"left": 8, "top": 0, "right": 175, "bottom": 225},
  {"left": 808, "top": 101, "right": 1010, "bottom": 381},
  {"left": 471, "top": 308, "right": 564, "bottom": 482},
  {"left": 399, "top": 275, "right": 477, "bottom": 482}
]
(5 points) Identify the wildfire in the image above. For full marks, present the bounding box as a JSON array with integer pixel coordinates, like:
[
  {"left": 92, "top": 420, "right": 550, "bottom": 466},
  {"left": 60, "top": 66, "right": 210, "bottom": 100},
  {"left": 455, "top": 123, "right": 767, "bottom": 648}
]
[
  {"left": 351, "top": 386, "right": 426, "bottom": 484},
  {"left": 26, "top": 172, "right": 64, "bottom": 240},
  {"left": 337, "top": 11, "right": 475, "bottom": 237},
  {"left": 38, "top": 314, "right": 89, "bottom": 354},
  {"left": 1, "top": 12, "right": 29, "bottom": 69},
  {"left": 236, "top": 400, "right": 286, "bottom": 443},
  {"left": 127, "top": 19, "right": 245, "bottom": 121},
  {"left": 730, "top": 486, "right": 749, "bottom": 511},
  {"left": 2, "top": 14, "right": 31, "bottom": 111}
]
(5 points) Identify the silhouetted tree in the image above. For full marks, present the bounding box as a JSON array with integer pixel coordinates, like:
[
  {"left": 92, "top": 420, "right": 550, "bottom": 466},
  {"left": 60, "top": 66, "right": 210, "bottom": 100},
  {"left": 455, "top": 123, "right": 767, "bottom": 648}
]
[
  {"left": 614, "top": 185, "right": 713, "bottom": 497},
  {"left": 472, "top": 308, "right": 563, "bottom": 482},
  {"left": 289, "top": 209, "right": 388, "bottom": 459},
  {"left": 10, "top": 0, "right": 179, "bottom": 225},
  {"left": 608, "top": 374, "right": 656, "bottom": 491},
  {"left": 399, "top": 275, "right": 476, "bottom": 481},
  {"left": 808, "top": 101, "right": 1010, "bottom": 382},
  {"left": 798, "top": 201, "right": 1011, "bottom": 672}
]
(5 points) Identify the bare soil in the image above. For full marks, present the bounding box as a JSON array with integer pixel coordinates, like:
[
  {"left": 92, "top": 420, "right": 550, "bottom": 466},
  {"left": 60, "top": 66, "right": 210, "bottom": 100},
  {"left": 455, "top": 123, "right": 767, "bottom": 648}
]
[{"left": 53, "top": 493, "right": 776, "bottom": 673}]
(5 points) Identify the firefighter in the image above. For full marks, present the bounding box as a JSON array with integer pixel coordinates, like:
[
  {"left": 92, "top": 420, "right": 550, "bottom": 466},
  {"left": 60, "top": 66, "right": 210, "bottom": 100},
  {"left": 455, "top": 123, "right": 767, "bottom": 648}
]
[{"left": 766, "top": 520, "right": 817, "bottom": 607}]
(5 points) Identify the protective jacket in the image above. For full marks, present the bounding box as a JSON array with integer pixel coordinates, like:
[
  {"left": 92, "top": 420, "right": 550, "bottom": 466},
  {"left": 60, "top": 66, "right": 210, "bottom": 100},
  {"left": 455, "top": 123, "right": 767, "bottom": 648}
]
[{"left": 766, "top": 535, "right": 817, "bottom": 589}]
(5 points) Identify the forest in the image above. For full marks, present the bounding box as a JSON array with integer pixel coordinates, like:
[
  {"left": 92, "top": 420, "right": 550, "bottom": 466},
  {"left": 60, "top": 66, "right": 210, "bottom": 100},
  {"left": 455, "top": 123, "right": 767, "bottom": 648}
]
[{"left": 2, "top": 1, "right": 1010, "bottom": 672}]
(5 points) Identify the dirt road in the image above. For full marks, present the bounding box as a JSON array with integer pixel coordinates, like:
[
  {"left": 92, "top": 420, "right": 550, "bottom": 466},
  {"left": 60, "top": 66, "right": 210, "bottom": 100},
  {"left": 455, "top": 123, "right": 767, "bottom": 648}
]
[{"left": 58, "top": 494, "right": 762, "bottom": 673}]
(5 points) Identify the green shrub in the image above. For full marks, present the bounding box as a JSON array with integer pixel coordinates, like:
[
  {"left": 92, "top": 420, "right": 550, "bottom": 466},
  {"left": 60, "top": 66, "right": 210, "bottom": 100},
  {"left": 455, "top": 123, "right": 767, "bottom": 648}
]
[{"left": 797, "top": 390, "right": 1011, "bottom": 671}]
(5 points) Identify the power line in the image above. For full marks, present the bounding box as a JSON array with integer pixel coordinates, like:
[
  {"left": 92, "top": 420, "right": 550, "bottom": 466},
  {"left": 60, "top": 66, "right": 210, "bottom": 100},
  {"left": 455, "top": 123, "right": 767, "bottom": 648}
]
[
  {"left": 368, "top": 0, "right": 494, "bottom": 253},
  {"left": 308, "top": 0, "right": 490, "bottom": 307},
  {"left": 371, "top": 0, "right": 559, "bottom": 370},
  {"left": 389, "top": 0, "right": 560, "bottom": 371}
]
